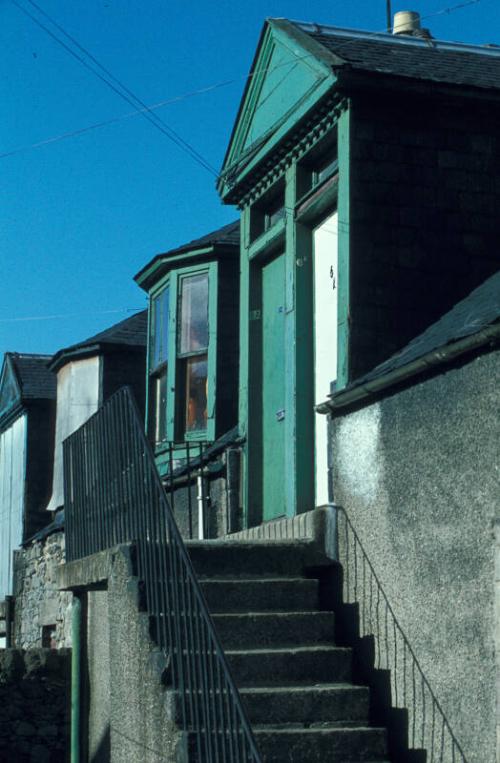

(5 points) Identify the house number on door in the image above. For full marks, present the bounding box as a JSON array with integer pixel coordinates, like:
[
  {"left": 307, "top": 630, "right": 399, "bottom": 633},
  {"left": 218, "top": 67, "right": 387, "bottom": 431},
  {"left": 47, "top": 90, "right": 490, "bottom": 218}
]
[{"left": 330, "top": 266, "right": 336, "bottom": 291}]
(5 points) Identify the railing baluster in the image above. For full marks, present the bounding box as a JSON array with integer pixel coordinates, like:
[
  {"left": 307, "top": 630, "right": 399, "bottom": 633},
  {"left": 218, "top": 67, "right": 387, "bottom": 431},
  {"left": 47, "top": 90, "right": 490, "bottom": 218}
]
[
  {"left": 336, "top": 505, "right": 469, "bottom": 763},
  {"left": 186, "top": 441, "right": 193, "bottom": 539}
]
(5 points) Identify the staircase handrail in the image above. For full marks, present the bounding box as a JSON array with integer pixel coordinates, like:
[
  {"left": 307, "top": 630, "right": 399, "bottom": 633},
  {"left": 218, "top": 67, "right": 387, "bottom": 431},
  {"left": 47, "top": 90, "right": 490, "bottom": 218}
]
[
  {"left": 63, "top": 385, "right": 262, "bottom": 762},
  {"left": 336, "top": 505, "right": 469, "bottom": 763}
]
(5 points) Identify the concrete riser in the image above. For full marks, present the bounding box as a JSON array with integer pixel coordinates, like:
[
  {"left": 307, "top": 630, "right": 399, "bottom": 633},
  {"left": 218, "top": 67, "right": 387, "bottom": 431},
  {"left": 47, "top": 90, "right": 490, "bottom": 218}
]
[
  {"left": 187, "top": 539, "right": 332, "bottom": 578},
  {"left": 213, "top": 611, "right": 336, "bottom": 649},
  {"left": 226, "top": 646, "right": 352, "bottom": 685},
  {"left": 240, "top": 685, "right": 370, "bottom": 724},
  {"left": 254, "top": 727, "right": 388, "bottom": 762},
  {"left": 162, "top": 539, "right": 395, "bottom": 762},
  {"left": 200, "top": 577, "right": 320, "bottom": 613}
]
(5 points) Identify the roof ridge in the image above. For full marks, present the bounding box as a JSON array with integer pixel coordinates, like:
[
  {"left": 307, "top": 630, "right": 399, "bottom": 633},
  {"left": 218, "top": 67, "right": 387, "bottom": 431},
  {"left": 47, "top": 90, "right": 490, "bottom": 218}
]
[{"left": 291, "top": 20, "right": 500, "bottom": 58}]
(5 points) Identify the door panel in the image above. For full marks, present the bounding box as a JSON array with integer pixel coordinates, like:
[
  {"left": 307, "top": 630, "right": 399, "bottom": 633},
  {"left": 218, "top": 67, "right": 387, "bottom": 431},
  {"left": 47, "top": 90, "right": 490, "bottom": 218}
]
[
  {"left": 262, "top": 253, "right": 286, "bottom": 520},
  {"left": 313, "top": 212, "right": 338, "bottom": 505}
]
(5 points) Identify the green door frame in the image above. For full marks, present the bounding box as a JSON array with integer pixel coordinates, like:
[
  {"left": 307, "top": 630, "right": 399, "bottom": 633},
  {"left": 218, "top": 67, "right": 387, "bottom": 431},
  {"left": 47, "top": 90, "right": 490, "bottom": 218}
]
[{"left": 239, "top": 107, "right": 351, "bottom": 529}]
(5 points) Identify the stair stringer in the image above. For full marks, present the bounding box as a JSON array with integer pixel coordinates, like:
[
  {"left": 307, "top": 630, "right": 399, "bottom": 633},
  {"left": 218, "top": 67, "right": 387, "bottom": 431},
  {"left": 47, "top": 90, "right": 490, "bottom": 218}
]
[{"left": 105, "top": 545, "right": 188, "bottom": 763}]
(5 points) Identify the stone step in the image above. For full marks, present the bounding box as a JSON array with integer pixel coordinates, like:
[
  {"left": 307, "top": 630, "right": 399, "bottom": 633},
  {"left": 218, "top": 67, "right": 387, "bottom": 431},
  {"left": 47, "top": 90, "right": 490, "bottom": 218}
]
[
  {"left": 240, "top": 683, "right": 370, "bottom": 725},
  {"left": 226, "top": 645, "right": 352, "bottom": 686},
  {"left": 199, "top": 577, "right": 319, "bottom": 613},
  {"left": 186, "top": 538, "right": 331, "bottom": 578},
  {"left": 212, "top": 610, "right": 335, "bottom": 649},
  {"left": 252, "top": 725, "right": 388, "bottom": 762}
]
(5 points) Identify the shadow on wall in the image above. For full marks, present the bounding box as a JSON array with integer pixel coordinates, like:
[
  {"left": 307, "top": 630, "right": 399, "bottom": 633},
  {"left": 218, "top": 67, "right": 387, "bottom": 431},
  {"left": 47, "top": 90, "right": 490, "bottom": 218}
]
[
  {"left": 332, "top": 353, "right": 499, "bottom": 763},
  {"left": 90, "top": 725, "right": 110, "bottom": 763},
  {"left": 90, "top": 723, "right": 180, "bottom": 763}
]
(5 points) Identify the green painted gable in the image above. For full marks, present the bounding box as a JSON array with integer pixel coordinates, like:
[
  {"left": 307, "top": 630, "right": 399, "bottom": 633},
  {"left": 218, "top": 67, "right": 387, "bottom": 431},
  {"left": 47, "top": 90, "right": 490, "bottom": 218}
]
[
  {"left": 218, "top": 19, "right": 338, "bottom": 201},
  {"left": 0, "top": 357, "right": 21, "bottom": 422}
]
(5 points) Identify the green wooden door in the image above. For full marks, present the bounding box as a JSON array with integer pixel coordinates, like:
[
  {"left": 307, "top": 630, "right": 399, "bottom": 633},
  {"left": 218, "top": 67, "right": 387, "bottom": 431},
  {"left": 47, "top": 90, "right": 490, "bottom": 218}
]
[{"left": 261, "top": 253, "right": 286, "bottom": 520}]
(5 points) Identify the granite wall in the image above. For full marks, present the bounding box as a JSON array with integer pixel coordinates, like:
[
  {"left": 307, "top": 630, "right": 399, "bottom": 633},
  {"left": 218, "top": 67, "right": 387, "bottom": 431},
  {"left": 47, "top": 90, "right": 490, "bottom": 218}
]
[
  {"left": 13, "top": 531, "right": 72, "bottom": 650},
  {"left": 0, "top": 648, "right": 70, "bottom": 763}
]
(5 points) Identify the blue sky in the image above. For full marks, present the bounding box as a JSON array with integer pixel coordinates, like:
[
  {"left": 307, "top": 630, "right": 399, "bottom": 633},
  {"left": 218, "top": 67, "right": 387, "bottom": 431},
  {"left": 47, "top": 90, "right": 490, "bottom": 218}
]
[{"left": 1, "top": 0, "right": 497, "bottom": 359}]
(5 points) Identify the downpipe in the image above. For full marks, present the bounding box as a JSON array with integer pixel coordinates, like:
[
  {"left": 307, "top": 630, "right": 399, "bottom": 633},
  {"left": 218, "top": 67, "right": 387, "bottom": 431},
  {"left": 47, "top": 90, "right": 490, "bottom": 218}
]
[{"left": 71, "top": 596, "right": 82, "bottom": 763}]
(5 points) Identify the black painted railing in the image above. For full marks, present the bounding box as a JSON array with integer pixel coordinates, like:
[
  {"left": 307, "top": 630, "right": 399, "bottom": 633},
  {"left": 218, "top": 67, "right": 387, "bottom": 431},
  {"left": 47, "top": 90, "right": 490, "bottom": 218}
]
[
  {"left": 337, "top": 506, "right": 468, "bottom": 763},
  {"left": 63, "top": 386, "right": 261, "bottom": 762}
]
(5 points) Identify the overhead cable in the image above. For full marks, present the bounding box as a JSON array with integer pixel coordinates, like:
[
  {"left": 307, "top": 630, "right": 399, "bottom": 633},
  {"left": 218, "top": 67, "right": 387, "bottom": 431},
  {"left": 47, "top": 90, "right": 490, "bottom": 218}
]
[
  {"left": 4, "top": 0, "right": 484, "bottom": 166},
  {"left": 11, "top": 0, "right": 219, "bottom": 176}
]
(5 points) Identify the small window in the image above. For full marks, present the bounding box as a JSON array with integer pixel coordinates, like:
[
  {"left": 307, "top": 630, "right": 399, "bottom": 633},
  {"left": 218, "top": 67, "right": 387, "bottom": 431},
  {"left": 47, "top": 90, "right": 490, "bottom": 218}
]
[
  {"left": 250, "top": 184, "right": 286, "bottom": 241},
  {"left": 312, "top": 157, "right": 338, "bottom": 187},
  {"left": 176, "top": 273, "right": 209, "bottom": 437},
  {"left": 42, "top": 624, "right": 57, "bottom": 649},
  {"left": 148, "top": 286, "right": 170, "bottom": 444},
  {"left": 296, "top": 131, "right": 338, "bottom": 202}
]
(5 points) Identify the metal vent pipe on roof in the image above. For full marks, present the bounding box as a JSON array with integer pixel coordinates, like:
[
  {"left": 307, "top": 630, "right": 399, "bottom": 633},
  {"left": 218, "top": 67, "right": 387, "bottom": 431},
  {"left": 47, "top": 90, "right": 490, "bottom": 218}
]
[
  {"left": 393, "top": 10, "right": 421, "bottom": 34},
  {"left": 393, "top": 10, "right": 432, "bottom": 39}
]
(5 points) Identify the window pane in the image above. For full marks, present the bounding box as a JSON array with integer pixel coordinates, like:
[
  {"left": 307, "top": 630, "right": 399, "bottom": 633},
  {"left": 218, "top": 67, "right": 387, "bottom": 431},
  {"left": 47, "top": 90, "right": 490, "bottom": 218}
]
[
  {"left": 152, "top": 287, "right": 169, "bottom": 369},
  {"left": 154, "top": 369, "right": 167, "bottom": 443},
  {"left": 179, "top": 274, "right": 208, "bottom": 354},
  {"left": 184, "top": 356, "right": 208, "bottom": 432}
]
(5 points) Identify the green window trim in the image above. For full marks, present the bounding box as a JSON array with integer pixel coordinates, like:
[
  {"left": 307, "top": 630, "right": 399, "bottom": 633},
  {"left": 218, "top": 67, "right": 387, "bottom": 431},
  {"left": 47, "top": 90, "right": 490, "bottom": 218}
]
[{"left": 147, "top": 261, "right": 218, "bottom": 449}]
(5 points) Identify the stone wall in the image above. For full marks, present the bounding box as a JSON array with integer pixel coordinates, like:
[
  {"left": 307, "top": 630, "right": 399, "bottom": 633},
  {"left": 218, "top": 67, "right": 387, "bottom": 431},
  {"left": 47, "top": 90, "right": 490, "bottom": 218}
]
[
  {"left": 0, "top": 648, "right": 70, "bottom": 763},
  {"left": 329, "top": 349, "right": 499, "bottom": 763},
  {"left": 13, "top": 531, "right": 72, "bottom": 650}
]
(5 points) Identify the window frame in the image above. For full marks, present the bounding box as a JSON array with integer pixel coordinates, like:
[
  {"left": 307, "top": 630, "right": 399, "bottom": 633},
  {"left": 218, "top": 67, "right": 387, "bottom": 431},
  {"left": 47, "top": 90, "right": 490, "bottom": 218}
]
[
  {"left": 147, "top": 284, "right": 170, "bottom": 446},
  {"left": 147, "top": 261, "right": 218, "bottom": 450}
]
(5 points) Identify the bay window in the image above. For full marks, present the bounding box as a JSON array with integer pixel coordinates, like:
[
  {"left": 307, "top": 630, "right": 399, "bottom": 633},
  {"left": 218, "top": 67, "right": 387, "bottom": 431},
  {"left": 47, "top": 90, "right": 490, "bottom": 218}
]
[
  {"left": 147, "top": 264, "right": 216, "bottom": 449},
  {"left": 177, "top": 272, "right": 209, "bottom": 435},
  {"left": 148, "top": 286, "right": 169, "bottom": 444}
]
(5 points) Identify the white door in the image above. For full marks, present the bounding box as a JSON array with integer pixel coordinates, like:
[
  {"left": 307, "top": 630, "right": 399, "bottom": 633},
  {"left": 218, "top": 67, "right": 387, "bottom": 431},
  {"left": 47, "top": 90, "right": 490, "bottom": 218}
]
[{"left": 313, "top": 212, "right": 338, "bottom": 506}]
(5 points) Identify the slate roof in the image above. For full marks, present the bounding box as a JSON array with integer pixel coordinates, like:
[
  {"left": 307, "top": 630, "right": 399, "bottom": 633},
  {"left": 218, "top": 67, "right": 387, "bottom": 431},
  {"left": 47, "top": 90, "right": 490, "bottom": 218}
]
[
  {"left": 48, "top": 310, "right": 148, "bottom": 372},
  {"left": 134, "top": 220, "right": 240, "bottom": 289},
  {"left": 157, "top": 220, "right": 240, "bottom": 258},
  {"left": 8, "top": 353, "right": 57, "bottom": 400},
  {"left": 293, "top": 21, "right": 500, "bottom": 92},
  {"left": 336, "top": 270, "right": 500, "bottom": 396},
  {"left": 79, "top": 309, "right": 148, "bottom": 349}
]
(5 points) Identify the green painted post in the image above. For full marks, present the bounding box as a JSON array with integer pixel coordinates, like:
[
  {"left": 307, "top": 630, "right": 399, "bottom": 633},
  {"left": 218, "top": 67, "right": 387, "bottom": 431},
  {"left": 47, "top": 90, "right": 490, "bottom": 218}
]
[
  {"left": 71, "top": 596, "right": 82, "bottom": 763},
  {"left": 337, "top": 104, "right": 351, "bottom": 389}
]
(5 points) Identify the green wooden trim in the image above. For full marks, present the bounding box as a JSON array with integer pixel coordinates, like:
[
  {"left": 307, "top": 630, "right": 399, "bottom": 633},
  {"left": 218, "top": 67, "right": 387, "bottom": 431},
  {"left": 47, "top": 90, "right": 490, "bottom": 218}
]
[
  {"left": 160, "top": 262, "right": 217, "bottom": 445},
  {"left": 248, "top": 217, "right": 286, "bottom": 260},
  {"left": 234, "top": 98, "right": 343, "bottom": 208},
  {"left": 284, "top": 165, "right": 297, "bottom": 518},
  {"left": 295, "top": 175, "right": 338, "bottom": 227},
  {"left": 135, "top": 246, "right": 215, "bottom": 290},
  {"left": 229, "top": 27, "right": 274, "bottom": 163},
  {"left": 219, "top": 19, "right": 339, "bottom": 201},
  {"left": 144, "top": 294, "right": 153, "bottom": 433},
  {"left": 165, "top": 270, "right": 178, "bottom": 442},
  {"left": 337, "top": 104, "right": 351, "bottom": 389},
  {"left": 285, "top": 164, "right": 315, "bottom": 517},
  {"left": 238, "top": 207, "right": 251, "bottom": 528},
  {"left": 206, "top": 260, "right": 218, "bottom": 442}
]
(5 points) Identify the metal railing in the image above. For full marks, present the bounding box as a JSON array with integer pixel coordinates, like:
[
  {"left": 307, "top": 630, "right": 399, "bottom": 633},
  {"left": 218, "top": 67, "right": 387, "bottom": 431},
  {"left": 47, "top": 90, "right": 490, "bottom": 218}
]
[
  {"left": 337, "top": 506, "right": 468, "bottom": 763},
  {"left": 162, "top": 440, "right": 209, "bottom": 540},
  {"left": 63, "top": 386, "right": 261, "bottom": 762}
]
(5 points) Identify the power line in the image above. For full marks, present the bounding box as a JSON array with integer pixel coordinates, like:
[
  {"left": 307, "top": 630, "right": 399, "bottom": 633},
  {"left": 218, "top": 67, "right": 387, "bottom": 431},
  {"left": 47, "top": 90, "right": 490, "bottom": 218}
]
[
  {"left": 4, "top": 0, "right": 484, "bottom": 165},
  {"left": 0, "top": 307, "right": 144, "bottom": 323},
  {"left": 11, "top": 0, "right": 219, "bottom": 176}
]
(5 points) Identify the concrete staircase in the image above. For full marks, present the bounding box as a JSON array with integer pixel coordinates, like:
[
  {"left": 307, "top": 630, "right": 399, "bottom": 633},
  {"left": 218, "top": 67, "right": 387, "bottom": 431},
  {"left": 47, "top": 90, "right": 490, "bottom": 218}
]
[{"left": 186, "top": 538, "right": 391, "bottom": 763}]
